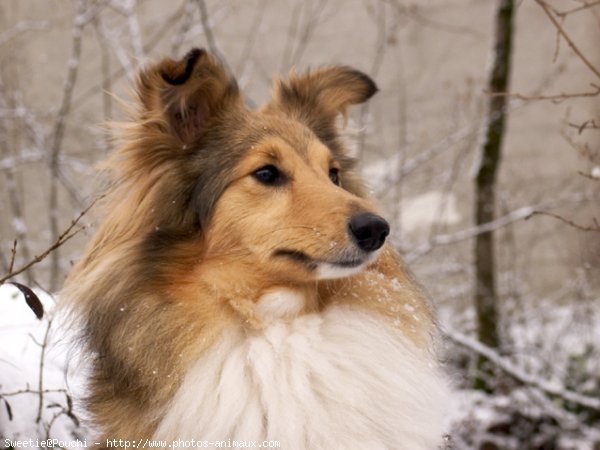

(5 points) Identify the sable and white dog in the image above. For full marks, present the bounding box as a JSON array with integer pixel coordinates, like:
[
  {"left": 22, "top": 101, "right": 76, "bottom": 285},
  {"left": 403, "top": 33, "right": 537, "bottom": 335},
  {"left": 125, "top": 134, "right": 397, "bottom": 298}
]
[{"left": 62, "top": 48, "right": 450, "bottom": 449}]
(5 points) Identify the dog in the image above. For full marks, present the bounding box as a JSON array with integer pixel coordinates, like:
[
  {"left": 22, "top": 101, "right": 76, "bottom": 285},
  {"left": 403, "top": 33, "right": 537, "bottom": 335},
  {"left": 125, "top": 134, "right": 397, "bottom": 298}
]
[{"left": 62, "top": 48, "right": 450, "bottom": 449}]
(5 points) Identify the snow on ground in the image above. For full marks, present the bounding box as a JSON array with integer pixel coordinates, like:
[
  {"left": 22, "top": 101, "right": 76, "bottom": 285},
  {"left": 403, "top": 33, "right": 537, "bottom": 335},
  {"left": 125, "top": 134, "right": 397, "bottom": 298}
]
[
  {"left": 441, "top": 299, "right": 600, "bottom": 449},
  {"left": 0, "top": 284, "right": 89, "bottom": 444}
]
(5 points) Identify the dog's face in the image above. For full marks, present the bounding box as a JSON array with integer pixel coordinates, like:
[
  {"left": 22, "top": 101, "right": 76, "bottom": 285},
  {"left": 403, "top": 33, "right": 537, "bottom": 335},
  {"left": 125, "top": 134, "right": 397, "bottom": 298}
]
[
  {"left": 134, "top": 49, "right": 388, "bottom": 284},
  {"left": 208, "top": 117, "right": 389, "bottom": 282}
]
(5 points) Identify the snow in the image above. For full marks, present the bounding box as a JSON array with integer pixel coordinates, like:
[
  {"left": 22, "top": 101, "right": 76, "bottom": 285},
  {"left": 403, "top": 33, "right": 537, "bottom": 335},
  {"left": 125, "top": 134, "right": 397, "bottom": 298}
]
[
  {"left": 397, "top": 191, "right": 461, "bottom": 233},
  {"left": 442, "top": 299, "right": 600, "bottom": 449},
  {"left": 0, "top": 284, "right": 89, "bottom": 443},
  {"left": 11, "top": 218, "right": 27, "bottom": 235}
]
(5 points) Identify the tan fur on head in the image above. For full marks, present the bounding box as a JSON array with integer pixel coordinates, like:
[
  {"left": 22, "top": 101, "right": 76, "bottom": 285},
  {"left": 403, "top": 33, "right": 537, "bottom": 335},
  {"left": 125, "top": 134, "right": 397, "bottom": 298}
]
[{"left": 61, "top": 47, "right": 438, "bottom": 444}]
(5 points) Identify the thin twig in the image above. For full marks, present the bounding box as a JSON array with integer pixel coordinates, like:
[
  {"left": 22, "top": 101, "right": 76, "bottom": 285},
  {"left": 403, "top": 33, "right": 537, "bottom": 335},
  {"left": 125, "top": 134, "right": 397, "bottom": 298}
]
[
  {"left": 0, "top": 195, "right": 103, "bottom": 285},
  {"left": 291, "top": 0, "right": 330, "bottom": 66},
  {"left": 93, "top": 16, "right": 113, "bottom": 152},
  {"left": 488, "top": 84, "right": 600, "bottom": 103},
  {"left": 535, "top": 0, "right": 600, "bottom": 80},
  {"left": 93, "top": 13, "right": 136, "bottom": 81},
  {"left": 195, "top": 0, "right": 232, "bottom": 75},
  {"left": 279, "top": 0, "right": 303, "bottom": 72},
  {"left": 235, "top": 0, "right": 268, "bottom": 77},
  {"left": 36, "top": 319, "right": 53, "bottom": 423},
  {"left": 385, "top": 0, "right": 484, "bottom": 38},
  {"left": 0, "top": 388, "right": 67, "bottom": 398},
  {"left": 48, "top": 0, "right": 96, "bottom": 291},
  {"left": 120, "top": 0, "right": 145, "bottom": 62},
  {"left": 71, "top": 2, "right": 189, "bottom": 111},
  {"left": 568, "top": 119, "right": 599, "bottom": 134},
  {"left": 578, "top": 170, "right": 600, "bottom": 180},
  {"left": 171, "top": 0, "right": 196, "bottom": 56},
  {"left": 404, "top": 206, "right": 535, "bottom": 262},
  {"left": 527, "top": 210, "right": 600, "bottom": 232},
  {"left": 8, "top": 240, "right": 17, "bottom": 274},
  {"left": 195, "top": 0, "right": 219, "bottom": 55},
  {"left": 553, "top": 0, "right": 600, "bottom": 18},
  {"left": 560, "top": 127, "right": 600, "bottom": 163},
  {"left": 1, "top": 96, "right": 35, "bottom": 283},
  {"left": 403, "top": 192, "right": 598, "bottom": 262}
]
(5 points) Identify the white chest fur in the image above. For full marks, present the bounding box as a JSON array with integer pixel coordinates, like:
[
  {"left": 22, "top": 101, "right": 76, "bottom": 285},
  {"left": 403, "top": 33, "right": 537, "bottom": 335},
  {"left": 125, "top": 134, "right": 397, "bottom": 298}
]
[{"left": 154, "top": 293, "right": 450, "bottom": 450}]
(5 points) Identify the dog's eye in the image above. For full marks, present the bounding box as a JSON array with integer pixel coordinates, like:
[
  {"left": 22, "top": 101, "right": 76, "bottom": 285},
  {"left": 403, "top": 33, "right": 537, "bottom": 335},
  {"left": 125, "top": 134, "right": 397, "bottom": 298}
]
[
  {"left": 253, "top": 165, "right": 285, "bottom": 186},
  {"left": 329, "top": 168, "right": 340, "bottom": 186}
]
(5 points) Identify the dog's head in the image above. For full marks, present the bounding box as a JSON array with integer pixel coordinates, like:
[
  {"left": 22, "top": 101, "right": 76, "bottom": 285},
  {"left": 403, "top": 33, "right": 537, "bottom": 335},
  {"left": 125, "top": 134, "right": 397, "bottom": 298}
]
[{"left": 127, "top": 48, "right": 387, "bottom": 284}]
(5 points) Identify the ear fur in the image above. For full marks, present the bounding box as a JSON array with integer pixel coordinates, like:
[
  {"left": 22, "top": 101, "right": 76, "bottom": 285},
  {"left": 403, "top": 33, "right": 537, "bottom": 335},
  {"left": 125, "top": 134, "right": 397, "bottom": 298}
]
[
  {"left": 137, "top": 48, "right": 241, "bottom": 144},
  {"left": 265, "top": 66, "right": 378, "bottom": 147}
]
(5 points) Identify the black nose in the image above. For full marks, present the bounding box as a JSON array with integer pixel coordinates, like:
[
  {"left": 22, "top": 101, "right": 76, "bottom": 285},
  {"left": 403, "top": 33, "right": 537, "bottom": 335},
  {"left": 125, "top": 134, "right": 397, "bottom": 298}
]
[{"left": 348, "top": 213, "right": 390, "bottom": 252}]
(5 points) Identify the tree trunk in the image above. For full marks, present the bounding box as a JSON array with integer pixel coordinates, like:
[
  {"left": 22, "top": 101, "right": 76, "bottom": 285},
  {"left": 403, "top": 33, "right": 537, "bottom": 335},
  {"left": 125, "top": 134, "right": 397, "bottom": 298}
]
[{"left": 474, "top": 0, "right": 515, "bottom": 391}]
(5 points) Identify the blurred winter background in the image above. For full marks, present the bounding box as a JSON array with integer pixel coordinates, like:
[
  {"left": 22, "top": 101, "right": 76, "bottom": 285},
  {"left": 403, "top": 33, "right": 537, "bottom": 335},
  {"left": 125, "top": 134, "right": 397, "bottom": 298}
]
[{"left": 1, "top": 0, "right": 599, "bottom": 448}]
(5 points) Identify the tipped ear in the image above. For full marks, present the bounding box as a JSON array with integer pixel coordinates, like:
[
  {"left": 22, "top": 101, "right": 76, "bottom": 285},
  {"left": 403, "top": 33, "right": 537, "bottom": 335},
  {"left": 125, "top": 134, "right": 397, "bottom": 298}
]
[
  {"left": 265, "top": 66, "right": 378, "bottom": 147},
  {"left": 137, "top": 48, "right": 241, "bottom": 143}
]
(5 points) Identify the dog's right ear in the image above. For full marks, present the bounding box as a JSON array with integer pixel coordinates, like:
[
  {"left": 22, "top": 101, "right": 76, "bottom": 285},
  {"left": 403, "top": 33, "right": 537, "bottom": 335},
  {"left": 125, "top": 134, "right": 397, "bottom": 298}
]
[{"left": 137, "top": 48, "right": 241, "bottom": 144}]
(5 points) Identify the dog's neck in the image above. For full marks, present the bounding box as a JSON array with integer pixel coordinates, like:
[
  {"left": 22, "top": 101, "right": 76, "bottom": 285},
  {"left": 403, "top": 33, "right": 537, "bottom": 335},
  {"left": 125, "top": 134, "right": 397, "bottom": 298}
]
[
  {"left": 228, "top": 285, "right": 320, "bottom": 330},
  {"left": 192, "top": 258, "right": 320, "bottom": 329}
]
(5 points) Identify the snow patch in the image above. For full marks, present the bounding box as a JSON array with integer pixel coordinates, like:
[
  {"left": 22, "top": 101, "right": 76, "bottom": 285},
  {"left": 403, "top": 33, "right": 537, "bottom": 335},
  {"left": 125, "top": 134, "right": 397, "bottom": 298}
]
[
  {"left": 399, "top": 191, "right": 461, "bottom": 233},
  {"left": 0, "top": 284, "right": 89, "bottom": 442}
]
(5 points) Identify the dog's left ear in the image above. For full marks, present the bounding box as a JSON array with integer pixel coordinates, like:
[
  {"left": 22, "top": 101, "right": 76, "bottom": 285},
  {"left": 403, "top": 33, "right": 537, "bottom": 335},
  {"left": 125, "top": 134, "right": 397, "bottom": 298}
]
[{"left": 265, "top": 67, "right": 378, "bottom": 149}]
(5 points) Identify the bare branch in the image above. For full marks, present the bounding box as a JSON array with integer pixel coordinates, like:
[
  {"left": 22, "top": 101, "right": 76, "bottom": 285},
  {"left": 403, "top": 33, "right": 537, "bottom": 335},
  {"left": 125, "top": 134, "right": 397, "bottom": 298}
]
[
  {"left": 375, "top": 120, "right": 479, "bottom": 195},
  {"left": 93, "top": 14, "right": 136, "bottom": 82},
  {"left": 404, "top": 205, "right": 535, "bottom": 262},
  {"left": 568, "top": 119, "right": 600, "bottom": 134},
  {"left": 385, "top": 0, "right": 485, "bottom": 38},
  {"left": 0, "top": 21, "right": 49, "bottom": 47},
  {"left": 561, "top": 126, "right": 600, "bottom": 164},
  {"left": 489, "top": 83, "right": 600, "bottom": 103},
  {"left": 0, "top": 90, "right": 35, "bottom": 283},
  {"left": 171, "top": 0, "right": 197, "bottom": 56},
  {"left": 120, "top": 0, "right": 145, "bottom": 62},
  {"left": 48, "top": 0, "right": 94, "bottom": 290},
  {"left": 71, "top": 1, "right": 188, "bottom": 111},
  {"left": 280, "top": 0, "right": 330, "bottom": 71},
  {"left": 535, "top": 0, "right": 600, "bottom": 80},
  {"left": 0, "top": 388, "right": 67, "bottom": 398},
  {"left": 527, "top": 210, "right": 600, "bottom": 232},
  {"left": 444, "top": 327, "right": 600, "bottom": 411},
  {"left": 36, "top": 319, "right": 53, "bottom": 423},
  {"left": 553, "top": 0, "right": 600, "bottom": 18},
  {"left": 8, "top": 240, "right": 17, "bottom": 274},
  {"left": 0, "top": 150, "right": 44, "bottom": 171},
  {"left": 403, "top": 192, "right": 598, "bottom": 262},
  {"left": 291, "top": 0, "right": 330, "bottom": 66},
  {"left": 235, "top": 0, "right": 268, "bottom": 78},
  {"left": 0, "top": 195, "right": 103, "bottom": 285},
  {"left": 93, "top": 17, "right": 113, "bottom": 152},
  {"left": 195, "top": 0, "right": 232, "bottom": 75},
  {"left": 195, "top": 0, "right": 219, "bottom": 55}
]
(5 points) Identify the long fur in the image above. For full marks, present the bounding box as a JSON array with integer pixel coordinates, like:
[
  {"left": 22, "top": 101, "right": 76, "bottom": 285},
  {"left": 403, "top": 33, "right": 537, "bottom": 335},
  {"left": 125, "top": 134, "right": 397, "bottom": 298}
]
[
  {"left": 154, "top": 296, "right": 448, "bottom": 450},
  {"left": 62, "top": 48, "right": 450, "bottom": 449}
]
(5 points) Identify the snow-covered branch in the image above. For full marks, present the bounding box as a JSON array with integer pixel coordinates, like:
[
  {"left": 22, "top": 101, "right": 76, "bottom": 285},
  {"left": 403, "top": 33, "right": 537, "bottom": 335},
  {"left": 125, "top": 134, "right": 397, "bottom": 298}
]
[{"left": 444, "top": 327, "right": 600, "bottom": 411}]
